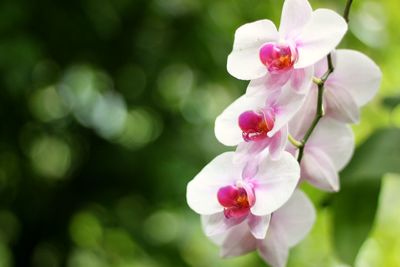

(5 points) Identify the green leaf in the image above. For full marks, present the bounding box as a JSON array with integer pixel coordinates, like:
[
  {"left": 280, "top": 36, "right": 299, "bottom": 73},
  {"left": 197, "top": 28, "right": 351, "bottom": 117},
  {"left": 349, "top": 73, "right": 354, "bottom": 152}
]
[
  {"left": 382, "top": 95, "right": 400, "bottom": 110},
  {"left": 332, "top": 180, "right": 381, "bottom": 264},
  {"left": 332, "top": 128, "right": 400, "bottom": 265}
]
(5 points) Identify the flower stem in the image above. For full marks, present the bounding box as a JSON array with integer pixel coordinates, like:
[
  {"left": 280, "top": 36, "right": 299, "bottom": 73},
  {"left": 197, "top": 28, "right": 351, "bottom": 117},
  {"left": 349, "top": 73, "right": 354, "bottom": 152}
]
[
  {"left": 296, "top": 0, "right": 353, "bottom": 163},
  {"left": 288, "top": 134, "right": 303, "bottom": 148},
  {"left": 343, "top": 0, "right": 354, "bottom": 23},
  {"left": 297, "top": 82, "right": 325, "bottom": 162}
]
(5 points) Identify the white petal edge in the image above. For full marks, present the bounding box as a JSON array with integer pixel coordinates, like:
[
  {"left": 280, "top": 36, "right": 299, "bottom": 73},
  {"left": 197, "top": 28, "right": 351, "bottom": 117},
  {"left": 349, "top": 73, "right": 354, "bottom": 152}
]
[
  {"left": 279, "top": 0, "right": 313, "bottom": 39},
  {"left": 328, "top": 49, "right": 382, "bottom": 106},
  {"left": 294, "top": 9, "right": 347, "bottom": 69}
]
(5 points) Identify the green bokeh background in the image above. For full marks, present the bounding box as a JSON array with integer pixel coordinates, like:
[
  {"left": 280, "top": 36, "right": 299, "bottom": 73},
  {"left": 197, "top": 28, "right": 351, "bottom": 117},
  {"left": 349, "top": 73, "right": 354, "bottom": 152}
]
[{"left": 0, "top": 0, "right": 399, "bottom": 266}]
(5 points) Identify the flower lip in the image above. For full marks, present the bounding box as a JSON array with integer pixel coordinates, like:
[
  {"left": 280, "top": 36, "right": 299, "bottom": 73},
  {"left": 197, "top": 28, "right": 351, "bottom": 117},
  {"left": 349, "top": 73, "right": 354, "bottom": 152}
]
[
  {"left": 259, "top": 42, "right": 298, "bottom": 73},
  {"left": 217, "top": 183, "right": 255, "bottom": 219},
  {"left": 238, "top": 109, "right": 275, "bottom": 142}
]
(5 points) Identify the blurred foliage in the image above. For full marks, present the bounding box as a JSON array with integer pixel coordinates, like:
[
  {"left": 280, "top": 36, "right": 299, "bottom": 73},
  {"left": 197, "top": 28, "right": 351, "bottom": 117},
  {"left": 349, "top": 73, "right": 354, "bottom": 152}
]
[
  {"left": 0, "top": 0, "right": 399, "bottom": 266},
  {"left": 332, "top": 128, "right": 400, "bottom": 264}
]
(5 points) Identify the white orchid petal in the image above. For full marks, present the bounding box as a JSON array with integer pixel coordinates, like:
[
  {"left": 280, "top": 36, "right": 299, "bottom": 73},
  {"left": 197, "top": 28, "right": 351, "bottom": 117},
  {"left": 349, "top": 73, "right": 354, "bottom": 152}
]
[
  {"left": 201, "top": 212, "right": 246, "bottom": 237},
  {"left": 248, "top": 214, "right": 271, "bottom": 239},
  {"left": 250, "top": 152, "right": 300, "bottom": 215},
  {"left": 268, "top": 84, "right": 307, "bottom": 137},
  {"left": 258, "top": 227, "right": 289, "bottom": 267},
  {"left": 301, "top": 147, "right": 340, "bottom": 192},
  {"left": 269, "top": 127, "right": 288, "bottom": 160},
  {"left": 227, "top": 20, "right": 279, "bottom": 80},
  {"left": 186, "top": 152, "right": 242, "bottom": 215},
  {"left": 219, "top": 222, "right": 258, "bottom": 258},
  {"left": 328, "top": 49, "right": 382, "bottom": 106},
  {"left": 246, "top": 72, "right": 291, "bottom": 96},
  {"left": 271, "top": 190, "right": 316, "bottom": 247},
  {"left": 234, "top": 138, "right": 271, "bottom": 164},
  {"left": 295, "top": 9, "right": 347, "bottom": 68},
  {"left": 279, "top": 0, "right": 313, "bottom": 39},
  {"left": 324, "top": 83, "right": 360, "bottom": 123},
  {"left": 289, "top": 66, "right": 313, "bottom": 94},
  {"left": 308, "top": 118, "right": 354, "bottom": 170}
]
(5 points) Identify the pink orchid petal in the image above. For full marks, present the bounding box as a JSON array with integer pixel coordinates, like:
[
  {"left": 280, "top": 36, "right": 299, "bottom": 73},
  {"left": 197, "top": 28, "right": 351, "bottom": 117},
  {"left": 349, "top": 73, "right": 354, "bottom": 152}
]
[
  {"left": 217, "top": 185, "right": 242, "bottom": 207},
  {"left": 224, "top": 206, "right": 250, "bottom": 219},
  {"left": 241, "top": 180, "right": 256, "bottom": 207},
  {"left": 227, "top": 20, "right": 279, "bottom": 80},
  {"left": 250, "top": 152, "right": 300, "bottom": 216},
  {"left": 294, "top": 9, "right": 347, "bottom": 69},
  {"left": 279, "top": 0, "right": 313, "bottom": 39},
  {"left": 217, "top": 183, "right": 253, "bottom": 220}
]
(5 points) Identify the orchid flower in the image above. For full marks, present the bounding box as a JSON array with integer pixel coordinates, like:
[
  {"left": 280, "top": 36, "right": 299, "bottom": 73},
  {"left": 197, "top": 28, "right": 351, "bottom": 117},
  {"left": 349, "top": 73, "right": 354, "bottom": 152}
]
[
  {"left": 206, "top": 190, "right": 315, "bottom": 267},
  {"left": 313, "top": 49, "right": 382, "bottom": 123},
  {"left": 215, "top": 84, "right": 304, "bottom": 160},
  {"left": 186, "top": 151, "right": 300, "bottom": 239},
  {"left": 227, "top": 0, "right": 347, "bottom": 94}
]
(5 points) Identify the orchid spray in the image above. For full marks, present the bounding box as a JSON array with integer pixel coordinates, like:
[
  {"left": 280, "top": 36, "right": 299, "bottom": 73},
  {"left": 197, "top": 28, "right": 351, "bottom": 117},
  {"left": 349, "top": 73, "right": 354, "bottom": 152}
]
[{"left": 186, "top": 0, "right": 381, "bottom": 266}]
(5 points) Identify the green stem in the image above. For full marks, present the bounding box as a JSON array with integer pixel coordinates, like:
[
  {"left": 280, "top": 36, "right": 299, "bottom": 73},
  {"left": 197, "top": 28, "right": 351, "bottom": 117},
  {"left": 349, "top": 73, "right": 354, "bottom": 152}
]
[
  {"left": 288, "top": 134, "right": 303, "bottom": 148},
  {"left": 343, "top": 0, "right": 354, "bottom": 23},
  {"left": 296, "top": 0, "right": 353, "bottom": 163},
  {"left": 297, "top": 83, "right": 325, "bottom": 162}
]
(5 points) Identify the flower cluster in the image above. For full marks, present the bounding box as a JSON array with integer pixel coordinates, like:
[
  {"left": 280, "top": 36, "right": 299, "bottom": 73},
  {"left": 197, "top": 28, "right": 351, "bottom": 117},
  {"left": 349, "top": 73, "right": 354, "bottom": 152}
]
[{"left": 186, "top": 0, "right": 381, "bottom": 266}]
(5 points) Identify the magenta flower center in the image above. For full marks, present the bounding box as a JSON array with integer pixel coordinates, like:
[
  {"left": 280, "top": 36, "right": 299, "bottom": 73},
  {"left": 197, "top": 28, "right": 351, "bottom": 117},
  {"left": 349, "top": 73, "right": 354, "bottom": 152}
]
[
  {"left": 217, "top": 184, "right": 255, "bottom": 219},
  {"left": 259, "top": 43, "right": 297, "bottom": 73},
  {"left": 238, "top": 110, "right": 274, "bottom": 142}
]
